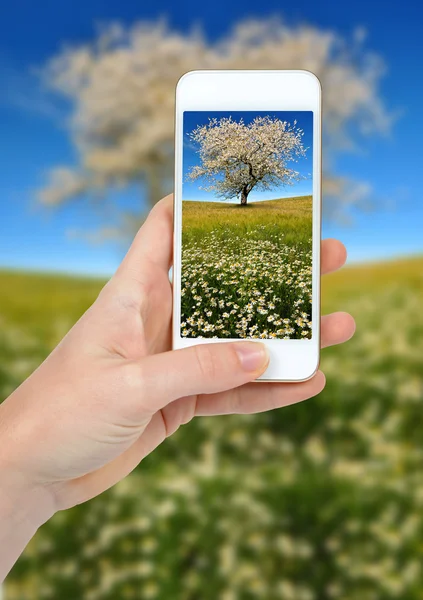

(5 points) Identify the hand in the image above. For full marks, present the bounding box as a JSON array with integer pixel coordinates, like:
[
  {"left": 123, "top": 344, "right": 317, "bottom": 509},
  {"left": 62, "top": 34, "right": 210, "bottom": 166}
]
[{"left": 0, "top": 195, "right": 354, "bottom": 574}]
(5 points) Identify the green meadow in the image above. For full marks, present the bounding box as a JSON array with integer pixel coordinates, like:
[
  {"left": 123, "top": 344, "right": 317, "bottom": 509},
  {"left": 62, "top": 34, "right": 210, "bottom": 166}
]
[
  {"left": 2, "top": 256, "right": 423, "bottom": 599},
  {"left": 182, "top": 195, "right": 313, "bottom": 248}
]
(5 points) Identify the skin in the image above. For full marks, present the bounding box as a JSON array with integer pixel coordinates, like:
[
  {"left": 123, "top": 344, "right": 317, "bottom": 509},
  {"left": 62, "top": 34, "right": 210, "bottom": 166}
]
[{"left": 0, "top": 195, "right": 355, "bottom": 580}]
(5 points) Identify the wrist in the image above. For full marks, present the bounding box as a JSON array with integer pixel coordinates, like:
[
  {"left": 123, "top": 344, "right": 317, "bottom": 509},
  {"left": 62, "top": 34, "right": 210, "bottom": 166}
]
[
  {"left": 0, "top": 403, "right": 57, "bottom": 580},
  {"left": 0, "top": 465, "right": 56, "bottom": 531},
  {"left": 0, "top": 461, "right": 56, "bottom": 581}
]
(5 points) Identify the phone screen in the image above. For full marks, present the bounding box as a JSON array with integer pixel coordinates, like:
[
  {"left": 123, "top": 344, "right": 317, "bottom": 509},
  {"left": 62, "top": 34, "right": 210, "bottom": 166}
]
[{"left": 180, "top": 110, "right": 313, "bottom": 341}]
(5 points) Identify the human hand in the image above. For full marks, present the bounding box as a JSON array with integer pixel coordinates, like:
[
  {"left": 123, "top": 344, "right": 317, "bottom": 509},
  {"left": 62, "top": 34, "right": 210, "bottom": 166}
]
[{"left": 0, "top": 195, "right": 354, "bottom": 575}]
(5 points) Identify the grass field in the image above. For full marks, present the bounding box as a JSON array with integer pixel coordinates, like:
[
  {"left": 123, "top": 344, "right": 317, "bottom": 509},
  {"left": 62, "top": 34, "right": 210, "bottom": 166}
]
[
  {"left": 181, "top": 196, "right": 313, "bottom": 340},
  {"left": 2, "top": 256, "right": 423, "bottom": 600},
  {"left": 182, "top": 196, "right": 313, "bottom": 245}
]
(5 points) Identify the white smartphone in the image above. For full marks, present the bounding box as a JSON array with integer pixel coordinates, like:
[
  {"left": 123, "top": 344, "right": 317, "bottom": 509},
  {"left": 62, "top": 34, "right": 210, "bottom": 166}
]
[{"left": 173, "top": 70, "right": 321, "bottom": 382}]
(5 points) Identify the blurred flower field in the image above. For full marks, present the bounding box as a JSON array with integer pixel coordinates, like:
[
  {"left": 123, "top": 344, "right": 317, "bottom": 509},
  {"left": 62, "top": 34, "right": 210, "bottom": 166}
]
[{"left": 1, "top": 256, "right": 423, "bottom": 600}]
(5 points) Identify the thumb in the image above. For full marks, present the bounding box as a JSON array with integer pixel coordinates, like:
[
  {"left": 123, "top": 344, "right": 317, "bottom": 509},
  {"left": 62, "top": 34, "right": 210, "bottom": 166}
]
[{"left": 138, "top": 342, "right": 269, "bottom": 412}]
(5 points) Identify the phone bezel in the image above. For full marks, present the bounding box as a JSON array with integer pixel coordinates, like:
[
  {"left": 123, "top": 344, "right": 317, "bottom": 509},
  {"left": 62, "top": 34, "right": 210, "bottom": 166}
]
[{"left": 172, "top": 70, "right": 321, "bottom": 382}]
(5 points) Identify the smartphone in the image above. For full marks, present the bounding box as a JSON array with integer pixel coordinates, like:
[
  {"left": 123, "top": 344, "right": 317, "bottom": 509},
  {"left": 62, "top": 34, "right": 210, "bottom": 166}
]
[{"left": 173, "top": 70, "right": 321, "bottom": 382}]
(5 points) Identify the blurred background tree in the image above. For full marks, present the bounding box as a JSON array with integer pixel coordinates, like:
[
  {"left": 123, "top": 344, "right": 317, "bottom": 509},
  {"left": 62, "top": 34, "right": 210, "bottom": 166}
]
[{"left": 38, "top": 19, "right": 390, "bottom": 228}]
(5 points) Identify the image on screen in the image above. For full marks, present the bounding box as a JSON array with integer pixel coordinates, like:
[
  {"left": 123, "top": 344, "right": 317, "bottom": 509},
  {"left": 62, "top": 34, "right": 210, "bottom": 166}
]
[{"left": 180, "top": 111, "right": 313, "bottom": 340}]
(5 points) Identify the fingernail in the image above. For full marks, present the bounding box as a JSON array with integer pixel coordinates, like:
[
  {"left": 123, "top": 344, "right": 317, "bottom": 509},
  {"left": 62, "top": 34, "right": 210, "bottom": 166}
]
[{"left": 235, "top": 343, "right": 269, "bottom": 372}]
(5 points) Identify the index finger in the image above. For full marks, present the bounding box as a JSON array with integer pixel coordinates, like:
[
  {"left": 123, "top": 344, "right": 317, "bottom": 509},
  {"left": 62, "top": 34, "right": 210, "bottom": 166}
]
[{"left": 321, "top": 239, "right": 347, "bottom": 275}]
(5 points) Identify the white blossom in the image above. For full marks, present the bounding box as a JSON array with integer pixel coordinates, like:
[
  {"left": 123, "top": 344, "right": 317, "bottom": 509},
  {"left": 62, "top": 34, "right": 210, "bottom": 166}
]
[{"left": 187, "top": 116, "right": 307, "bottom": 204}]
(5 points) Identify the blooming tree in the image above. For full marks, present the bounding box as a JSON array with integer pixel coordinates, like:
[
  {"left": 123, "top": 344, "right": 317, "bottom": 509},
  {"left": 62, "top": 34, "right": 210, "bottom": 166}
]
[
  {"left": 37, "top": 18, "right": 391, "bottom": 229},
  {"left": 188, "top": 116, "right": 307, "bottom": 205}
]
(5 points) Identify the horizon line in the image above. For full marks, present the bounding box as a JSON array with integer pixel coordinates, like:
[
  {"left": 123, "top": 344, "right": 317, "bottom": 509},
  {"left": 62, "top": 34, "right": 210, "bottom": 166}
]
[
  {"left": 1, "top": 251, "right": 422, "bottom": 280},
  {"left": 182, "top": 194, "right": 312, "bottom": 203}
]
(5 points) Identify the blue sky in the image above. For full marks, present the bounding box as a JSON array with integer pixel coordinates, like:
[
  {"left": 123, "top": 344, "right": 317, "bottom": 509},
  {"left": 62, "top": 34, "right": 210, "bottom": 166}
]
[
  {"left": 183, "top": 111, "right": 313, "bottom": 201},
  {"left": 0, "top": 0, "right": 422, "bottom": 275}
]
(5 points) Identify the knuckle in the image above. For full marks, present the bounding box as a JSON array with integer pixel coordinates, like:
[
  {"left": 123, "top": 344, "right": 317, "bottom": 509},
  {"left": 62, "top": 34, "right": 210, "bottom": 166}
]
[
  {"left": 228, "top": 387, "right": 244, "bottom": 414},
  {"left": 117, "top": 361, "right": 151, "bottom": 418},
  {"left": 102, "top": 276, "right": 148, "bottom": 316},
  {"left": 121, "top": 362, "right": 145, "bottom": 395},
  {"left": 193, "top": 344, "right": 219, "bottom": 381}
]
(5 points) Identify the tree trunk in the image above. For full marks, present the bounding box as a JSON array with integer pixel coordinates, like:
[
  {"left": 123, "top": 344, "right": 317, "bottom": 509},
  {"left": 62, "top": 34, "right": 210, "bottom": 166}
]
[{"left": 240, "top": 188, "right": 249, "bottom": 205}]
